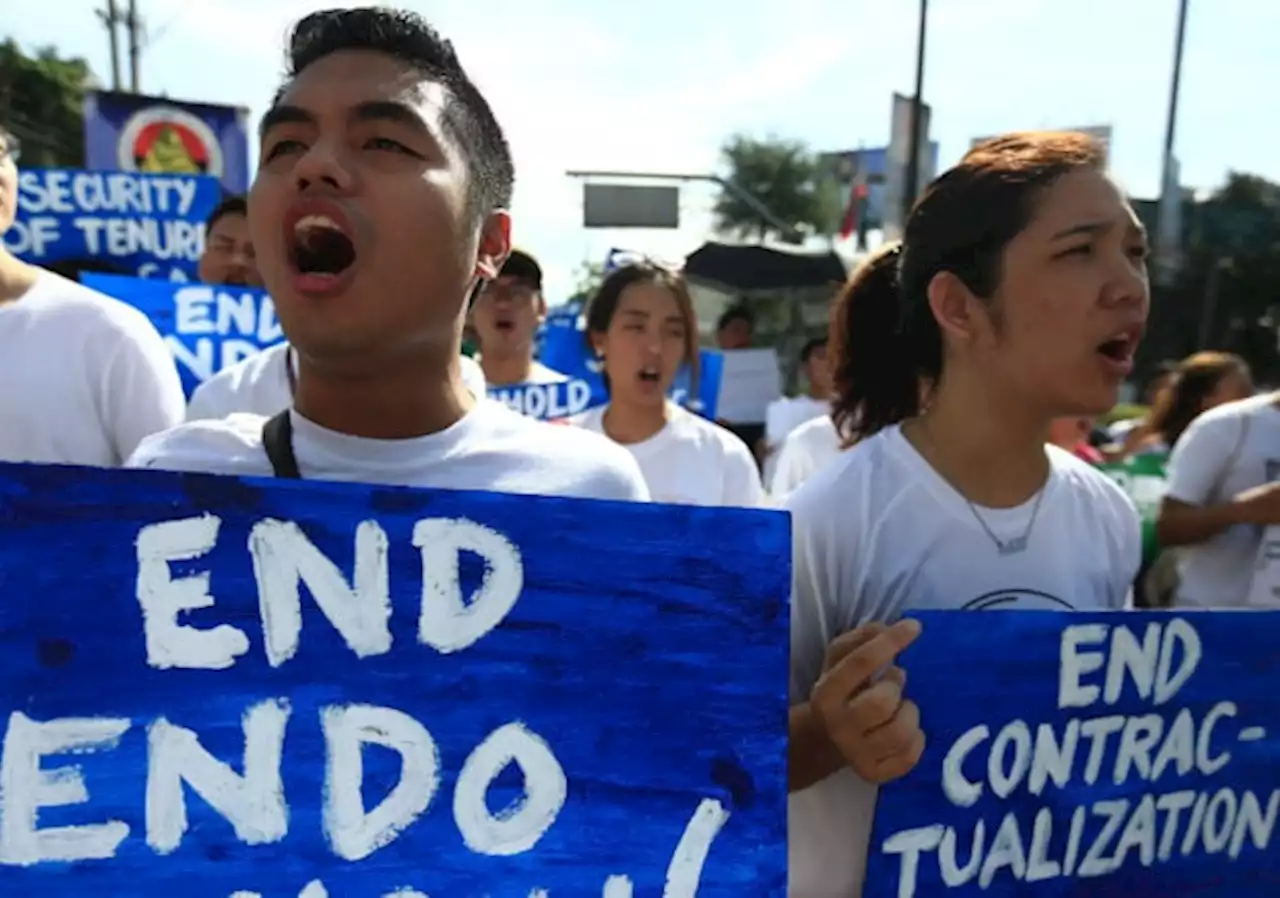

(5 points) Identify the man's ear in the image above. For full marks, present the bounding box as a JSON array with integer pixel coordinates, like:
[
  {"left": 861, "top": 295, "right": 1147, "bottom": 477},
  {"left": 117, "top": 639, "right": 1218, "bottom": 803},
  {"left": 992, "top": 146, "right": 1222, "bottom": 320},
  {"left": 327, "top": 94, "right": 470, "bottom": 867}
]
[{"left": 475, "top": 210, "right": 512, "bottom": 280}]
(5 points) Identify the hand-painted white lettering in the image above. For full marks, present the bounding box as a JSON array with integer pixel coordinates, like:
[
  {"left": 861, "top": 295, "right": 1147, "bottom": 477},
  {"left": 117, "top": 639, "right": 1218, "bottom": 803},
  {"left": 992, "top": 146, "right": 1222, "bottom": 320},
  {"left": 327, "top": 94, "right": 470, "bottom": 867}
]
[
  {"left": 0, "top": 713, "right": 131, "bottom": 865},
  {"left": 135, "top": 515, "right": 249, "bottom": 670},
  {"left": 941, "top": 725, "right": 987, "bottom": 807},
  {"left": 321, "top": 704, "right": 439, "bottom": 862},
  {"left": 662, "top": 798, "right": 731, "bottom": 898},
  {"left": 414, "top": 518, "right": 524, "bottom": 654},
  {"left": 145, "top": 699, "right": 290, "bottom": 854},
  {"left": 0, "top": 216, "right": 60, "bottom": 256},
  {"left": 454, "top": 722, "right": 566, "bottom": 856},
  {"left": 173, "top": 287, "right": 282, "bottom": 341},
  {"left": 249, "top": 518, "right": 392, "bottom": 667},
  {"left": 1059, "top": 620, "right": 1202, "bottom": 711},
  {"left": 19, "top": 170, "right": 198, "bottom": 217}
]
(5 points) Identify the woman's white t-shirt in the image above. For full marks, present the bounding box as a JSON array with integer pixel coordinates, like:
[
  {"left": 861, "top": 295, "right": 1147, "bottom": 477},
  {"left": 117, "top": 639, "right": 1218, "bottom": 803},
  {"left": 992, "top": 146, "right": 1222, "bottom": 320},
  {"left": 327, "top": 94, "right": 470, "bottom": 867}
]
[
  {"left": 786, "top": 425, "right": 1140, "bottom": 897},
  {"left": 769, "top": 414, "right": 842, "bottom": 498},
  {"left": 575, "top": 403, "right": 765, "bottom": 508},
  {"left": 1163, "top": 393, "right": 1280, "bottom": 608},
  {"left": 0, "top": 269, "right": 185, "bottom": 465},
  {"left": 186, "top": 343, "right": 488, "bottom": 421}
]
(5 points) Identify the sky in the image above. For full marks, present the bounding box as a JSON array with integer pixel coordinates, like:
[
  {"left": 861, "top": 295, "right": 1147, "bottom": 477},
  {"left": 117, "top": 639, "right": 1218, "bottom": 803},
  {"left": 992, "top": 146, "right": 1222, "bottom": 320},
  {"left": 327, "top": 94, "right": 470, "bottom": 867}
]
[{"left": 8, "top": 0, "right": 1280, "bottom": 301}]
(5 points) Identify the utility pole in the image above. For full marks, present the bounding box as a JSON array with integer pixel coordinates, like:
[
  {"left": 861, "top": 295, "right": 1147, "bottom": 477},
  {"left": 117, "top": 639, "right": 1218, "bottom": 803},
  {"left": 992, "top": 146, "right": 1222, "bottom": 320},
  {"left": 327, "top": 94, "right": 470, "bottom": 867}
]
[
  {"left": 1154, "top": 0, "right": 1190, "bottom": 285},
  {"left": 902, "top": 0, "right": 929, "bottom": 224},
  {"left": 127, "top": 0, "right": 142, "bottom": 93},
  {"left": 96, "top": 0, "right": 122, "bottom": 91}
]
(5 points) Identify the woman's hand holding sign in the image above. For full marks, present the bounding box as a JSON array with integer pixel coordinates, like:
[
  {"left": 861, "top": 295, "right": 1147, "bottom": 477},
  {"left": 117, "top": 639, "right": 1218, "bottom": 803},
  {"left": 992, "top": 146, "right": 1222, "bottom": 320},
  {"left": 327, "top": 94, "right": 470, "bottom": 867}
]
[{"left": 811, "top": 619, "right": 925, "bottom": 784}]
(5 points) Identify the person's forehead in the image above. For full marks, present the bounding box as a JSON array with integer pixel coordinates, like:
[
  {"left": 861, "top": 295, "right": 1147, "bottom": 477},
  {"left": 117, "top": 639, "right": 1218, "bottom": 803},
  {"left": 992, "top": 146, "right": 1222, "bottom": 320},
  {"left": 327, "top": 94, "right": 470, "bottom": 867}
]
[
  {"left": 1025, "top": 169, "right": 1139, "bottom": 235},
  {"left": 620, "top": 282, "right": 681, "bottom": 314},
  {"left": 277, "top": 50, "right": 447, "bottom": 125},
  {"left": 210, "top": 213, "right": 248, "bottom": 237}
]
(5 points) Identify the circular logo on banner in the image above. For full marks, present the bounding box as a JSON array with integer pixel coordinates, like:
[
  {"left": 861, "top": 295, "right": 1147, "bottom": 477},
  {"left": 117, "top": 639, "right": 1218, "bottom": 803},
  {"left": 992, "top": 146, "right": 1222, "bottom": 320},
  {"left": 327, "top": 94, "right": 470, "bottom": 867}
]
[
  {"left": 117, "top": 105, "right": 223, "bottom": 178},
  {"left": 961, "top": 589, "right": 1076, "bottom": 611}
]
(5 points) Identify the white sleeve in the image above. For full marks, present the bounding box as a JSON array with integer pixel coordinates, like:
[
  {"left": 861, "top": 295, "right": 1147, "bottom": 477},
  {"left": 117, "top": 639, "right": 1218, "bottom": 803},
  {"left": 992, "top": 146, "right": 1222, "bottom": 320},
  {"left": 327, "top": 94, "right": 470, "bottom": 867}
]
[
  {"left": 784, "top": 483, "right": 850, "bottom": 705},
  {"left": 1114, "top": 491, "right": 1143, "bottom": 609},
  {"left": 185, "top": 377, "right": 228, "bottom": 422},
  {"left": 1165, "top": 413, "right": 1240, "bottom": 505},
  {"left": 100, "top": 314, "right": 186, "bottom": 464}
]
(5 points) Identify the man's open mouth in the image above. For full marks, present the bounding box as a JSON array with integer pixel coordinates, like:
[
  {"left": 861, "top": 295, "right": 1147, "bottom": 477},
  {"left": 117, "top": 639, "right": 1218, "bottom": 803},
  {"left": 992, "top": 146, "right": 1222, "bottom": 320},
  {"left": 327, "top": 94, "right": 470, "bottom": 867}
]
[{"left": 288, "top": 214, "right": 356, "bottom": 277}]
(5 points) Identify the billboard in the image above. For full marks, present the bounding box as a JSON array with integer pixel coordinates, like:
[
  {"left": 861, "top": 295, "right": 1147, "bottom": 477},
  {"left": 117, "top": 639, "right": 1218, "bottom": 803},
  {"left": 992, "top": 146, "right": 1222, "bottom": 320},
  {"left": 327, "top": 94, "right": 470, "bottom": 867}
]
[
  {"left": 819, "top": 96, "right": 940, "bottom": 243},
  {"left": 83, "top": 90, "right": 251, "bottom": 195}
]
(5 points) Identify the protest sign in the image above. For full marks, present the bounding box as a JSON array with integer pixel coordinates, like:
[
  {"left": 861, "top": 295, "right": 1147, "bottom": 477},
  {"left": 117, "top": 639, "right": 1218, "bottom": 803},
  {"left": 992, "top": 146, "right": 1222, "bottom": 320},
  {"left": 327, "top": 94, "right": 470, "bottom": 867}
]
[
  {"left": 83, "top": 273, "right": 283, "bottom": 397},
  {"left": 1, "top": 168, "right": 221, "bottom": 280},
  {"left": 864, "top": 610, "right": 1280, "bottom": 898},
  {"left": 535, "top": 316, "right": 723, "bottom": 420},
  {"left": 1099, "top": 453, "right": 1169, "bottom": 560},
  {"left": 0, "top": 462, "right": 788, "bottom": 895}
]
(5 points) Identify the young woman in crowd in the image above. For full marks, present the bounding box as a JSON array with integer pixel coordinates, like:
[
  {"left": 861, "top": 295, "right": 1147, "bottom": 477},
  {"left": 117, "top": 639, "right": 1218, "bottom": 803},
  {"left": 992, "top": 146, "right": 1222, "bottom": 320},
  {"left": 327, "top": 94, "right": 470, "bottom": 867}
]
[
  {"left": 1121, "top": 350, "right": 1253, "bottom": 456},
  {"left": 1156, "top": 361, "right": 1280, "bottom": 609},
  {"left": 574, "top": 262, "right": 764, "bottom": 507},
  {"left": 784, "top": 132, "right": 1148, "bottom": 896}
]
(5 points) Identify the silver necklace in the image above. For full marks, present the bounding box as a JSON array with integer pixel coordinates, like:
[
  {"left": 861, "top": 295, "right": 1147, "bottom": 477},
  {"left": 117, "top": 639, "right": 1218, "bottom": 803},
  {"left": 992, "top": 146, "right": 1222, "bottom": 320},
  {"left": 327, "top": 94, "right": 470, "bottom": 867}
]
[
  {"left": 963, "top": 485, "right": 1046, "bottom": 556},
  {"left": 912, "top": 418, "right": 1048, "bottom": 556}
]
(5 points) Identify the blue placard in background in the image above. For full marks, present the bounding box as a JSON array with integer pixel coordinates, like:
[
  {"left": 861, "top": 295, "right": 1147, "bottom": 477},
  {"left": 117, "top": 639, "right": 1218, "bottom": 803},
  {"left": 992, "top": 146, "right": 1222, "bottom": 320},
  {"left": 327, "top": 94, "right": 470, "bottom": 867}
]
[
  {"left": 0, "top": 463, "right": 788, "bottom": 895},
  {"left": 864, "top": 610, "right": 1280, "bottom": 898},
  {"left": 83, "top": 90, "right": 252, "bottom": 195},
  {"left": 536, "top": 314, "right": 723, "bottom": 420},
  {"left": 1, "top": 168, "right": 222, "bottom": 281},
  {"left": 83, "top": 273, "right": 283, "bottom": 397}
]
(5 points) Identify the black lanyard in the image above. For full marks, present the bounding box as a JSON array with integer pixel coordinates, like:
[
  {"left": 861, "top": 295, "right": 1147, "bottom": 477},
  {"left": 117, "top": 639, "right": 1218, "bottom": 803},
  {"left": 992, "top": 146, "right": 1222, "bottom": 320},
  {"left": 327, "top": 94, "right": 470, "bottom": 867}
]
[{"left": 262, "top": 411, "right": 302, "bottom": 479}]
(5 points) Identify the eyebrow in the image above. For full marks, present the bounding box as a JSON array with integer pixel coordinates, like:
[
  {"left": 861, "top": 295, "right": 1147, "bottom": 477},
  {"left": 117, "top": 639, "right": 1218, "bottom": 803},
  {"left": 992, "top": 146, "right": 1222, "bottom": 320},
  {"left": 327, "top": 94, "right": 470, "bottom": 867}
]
[
  {"left": 1052, "top": 220, "right": 1149, "bottom": 242},
  {"left": 258, "top": 100, "right": 429, "bottom": 139}
]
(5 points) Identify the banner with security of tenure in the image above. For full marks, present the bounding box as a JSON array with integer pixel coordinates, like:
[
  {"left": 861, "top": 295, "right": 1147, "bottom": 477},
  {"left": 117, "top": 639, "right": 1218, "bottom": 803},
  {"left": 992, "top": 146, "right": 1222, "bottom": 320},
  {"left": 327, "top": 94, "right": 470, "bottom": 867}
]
[
  {"left": 0, "top": 462, "right": 788, "bottom": 895},
  {"left": 1, "top": 168, "right": 222, "bottom": 281},
  {"left": 513, "top": 314, "right": 723, "bottom": 421},
  {"left": 864, "top": 610, "right": 1280, "bottom": 897},
  {"left": 83, "top": 90, "right": 252, "bottom": 195},
  {"left": 83, "top": 273, "right": 282, "bottom": 397}
]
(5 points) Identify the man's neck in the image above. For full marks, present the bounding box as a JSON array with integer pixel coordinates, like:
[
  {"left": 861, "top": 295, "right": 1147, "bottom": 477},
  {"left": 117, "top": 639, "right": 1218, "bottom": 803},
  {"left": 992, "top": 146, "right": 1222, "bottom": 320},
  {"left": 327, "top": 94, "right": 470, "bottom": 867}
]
[
  {"left": 603, "top": 400, "right": 669, "bottom": 445},
  {"left": 293, "top": 353, "right": 475, "bottom": 440},
  {"left": 0, "top": 250, "right": 38, "bottom": 304},
  {"left": 901, "top": 369, "right": 1051, "bottom": 508},
  {"left": 481, "top": 352, "right": 534, "bottom": 387}
]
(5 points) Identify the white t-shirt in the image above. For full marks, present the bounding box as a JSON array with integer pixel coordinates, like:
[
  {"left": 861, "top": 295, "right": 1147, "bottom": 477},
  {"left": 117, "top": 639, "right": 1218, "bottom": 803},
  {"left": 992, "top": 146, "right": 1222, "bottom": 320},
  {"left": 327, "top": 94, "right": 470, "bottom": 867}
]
[
  {"left": 574, "top": 403, "right": 764, "bottom": 508},
  {"left": 786, "top": 425, "right": 1140, "bottom": 898},
  {"left": 186, "top": 343, "right": 488, "bottom": 421},
  {"left": 0, "top": 269, "right": 184, "bottom": 466},
  {"left": 478, "top": 358, "right": 569, "bottom": 386},
  {"left": 128, "top": 398, "right": 651, "bottom": 502},
  {"left": 769, "top": 414, "right": 842, "bottom": 498},
  {"left": 764, "top": 394, "right": 829, "bottom": 482},
  {"left": 1163, "top": 393, "right": 1280, "bottom": 608}
]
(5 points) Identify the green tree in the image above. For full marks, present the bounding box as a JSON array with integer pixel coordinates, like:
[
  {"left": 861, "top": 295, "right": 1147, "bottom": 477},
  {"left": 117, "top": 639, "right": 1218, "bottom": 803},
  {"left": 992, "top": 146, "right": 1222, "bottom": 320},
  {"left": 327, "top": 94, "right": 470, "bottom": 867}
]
[
  {"left": 713, "top": 134, "right": 841, "bottom": 244},
  {"left": 0, "top": 40, "right": 92, "bottom": 167},
  {"left": 1139, "top": 172, "right": 1280, "bottom": 383},
  {"left": 567, "top": 260, "right": 607, "bottom": 304}
]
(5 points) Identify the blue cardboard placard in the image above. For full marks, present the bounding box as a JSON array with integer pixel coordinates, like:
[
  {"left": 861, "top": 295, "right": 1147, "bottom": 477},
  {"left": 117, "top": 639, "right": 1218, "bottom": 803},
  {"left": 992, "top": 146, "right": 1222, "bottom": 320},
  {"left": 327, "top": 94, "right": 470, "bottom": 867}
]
[
  {"left": 83, "top": 90, "right": 252, "bottom": 195},
  {"left": 82, "top": 273, "right": 283, "bottom": 397},
  {"left": 864, "top": 610, "right": 1280, "bottom": 898},
  {"left": 535, "top": 318, "right": 723, "bottom": 420},
  {"left": 0, "top": 463, "right": 789, "bottom": 895},
  {"left": 0, "top": 168, "right": 221, "bottom": 281}
]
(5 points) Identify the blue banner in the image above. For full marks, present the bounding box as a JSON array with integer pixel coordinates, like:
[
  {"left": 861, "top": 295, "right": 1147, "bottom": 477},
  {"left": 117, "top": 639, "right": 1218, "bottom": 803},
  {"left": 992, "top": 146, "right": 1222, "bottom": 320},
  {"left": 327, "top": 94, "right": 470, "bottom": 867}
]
[
  {"left": 536, "top": 316, "right": 723, "bottom": 420},
  {"left": 488, "top": 379, "right": 595, "bottom": 421},
  {"left": 865, "top": 610, "right": 1280, "bottom": 898},
  {"left": 0, "top": 462, "right": 788, "bottom": 895},
  {"left": 1, "top": 169, "right": 221, "bottom": 281},
  {"left": 82, "top": 273, "right": 283, "bottom": 397},
  {"left": 83, "top": 90, "right": 251, "bottom": 195}
]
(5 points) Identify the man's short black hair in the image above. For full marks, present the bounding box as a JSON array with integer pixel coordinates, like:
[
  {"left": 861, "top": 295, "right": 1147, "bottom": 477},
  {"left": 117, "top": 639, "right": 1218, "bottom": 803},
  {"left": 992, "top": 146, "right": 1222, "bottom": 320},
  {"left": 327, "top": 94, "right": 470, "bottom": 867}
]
[
  {"left": 207, "top": 195, "right": 248, "bottom": 231},
  {"left": 717, "top": 304, "right": 754, "bottom": 332},
  {"left": 800, "top": 337, "right": 827, "bottom": 364},
  {"left": 500, "top": 249, "right": 541, "bottom": 291},
  {"left": 283, "top": 7, "right": 514, "bottom": 217}
]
